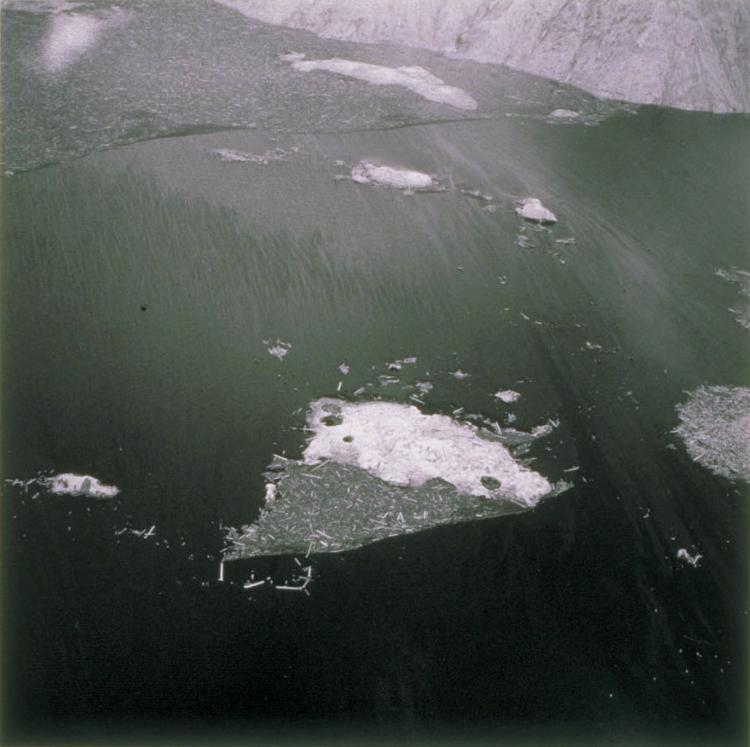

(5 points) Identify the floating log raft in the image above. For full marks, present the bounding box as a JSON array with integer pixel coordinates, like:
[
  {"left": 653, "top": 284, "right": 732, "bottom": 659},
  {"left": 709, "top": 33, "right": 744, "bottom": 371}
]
[{"left": 223, "top": 457, "right": 529, "bottom": 561}]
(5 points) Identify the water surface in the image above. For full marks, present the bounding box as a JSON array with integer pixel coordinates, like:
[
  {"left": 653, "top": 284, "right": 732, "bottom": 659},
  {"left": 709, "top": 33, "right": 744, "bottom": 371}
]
[{"left": 2, "top": 1, "right": 748, "bottom": 744}]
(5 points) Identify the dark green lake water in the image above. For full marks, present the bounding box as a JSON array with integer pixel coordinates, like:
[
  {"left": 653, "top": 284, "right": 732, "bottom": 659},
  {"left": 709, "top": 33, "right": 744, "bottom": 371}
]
[{"left": 2, "top": 2, "right": 748, "bottom": 745}]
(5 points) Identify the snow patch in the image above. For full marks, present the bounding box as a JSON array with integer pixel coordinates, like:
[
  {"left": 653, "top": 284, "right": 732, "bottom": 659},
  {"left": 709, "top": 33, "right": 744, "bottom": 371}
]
[
  {"left": 39, "top": 9, "right": 126, "bottom": 73},
  {"left": 516, "top": 198, "right": 557, "bottom": 224},
  {"left": 44, "top": 473, "right": 119, "bottom": 498},
  {"left": 289, "top": 57, "right": 477, "bottom": 110},
  {"left": 304, "top": 398, "right": 553, "bottom": 507},
  {"left": 495, "top": 389, "right": 521, "bottom": 404},
  {"left": 351, "top": 161, "right": 437, "bottom": 191}
]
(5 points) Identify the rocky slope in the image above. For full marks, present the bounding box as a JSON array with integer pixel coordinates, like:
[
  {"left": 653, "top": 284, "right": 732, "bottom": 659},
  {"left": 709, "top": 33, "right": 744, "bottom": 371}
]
[{"left": 216, "top": 0, "right": 750, "bottom": 112}]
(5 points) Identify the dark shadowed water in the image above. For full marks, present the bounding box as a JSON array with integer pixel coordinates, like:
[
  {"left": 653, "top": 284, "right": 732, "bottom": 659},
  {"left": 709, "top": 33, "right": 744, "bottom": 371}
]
[{"left": 2, "top": 1, "right": 748, "bottom": 745}]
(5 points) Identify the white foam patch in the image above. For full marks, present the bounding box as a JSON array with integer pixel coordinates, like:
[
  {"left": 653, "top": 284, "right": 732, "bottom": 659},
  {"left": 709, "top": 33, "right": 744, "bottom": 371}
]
[
  {"left": 39, "top": 9, "right": 126, "bottom": 73},
  {"left": 44, "top": 473, "right": 119, "bottom": 498},
  {"left": 351, "top": 161, "right": 437, "bottom": 191},
  {"left": 674, "top": 385, "right": 750, "bottom": 481},
  {"left": 290, "top": 57, "right": 477, "bottom": 110},
  {"left": 304, "top": 398, "right": 553, "bottom": 507},
  {"left": 550, "top": 108, "right": 580, "bottom": 119},
  {"left": 516, "top": 198, "right": 557, "bottom": 224}
]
